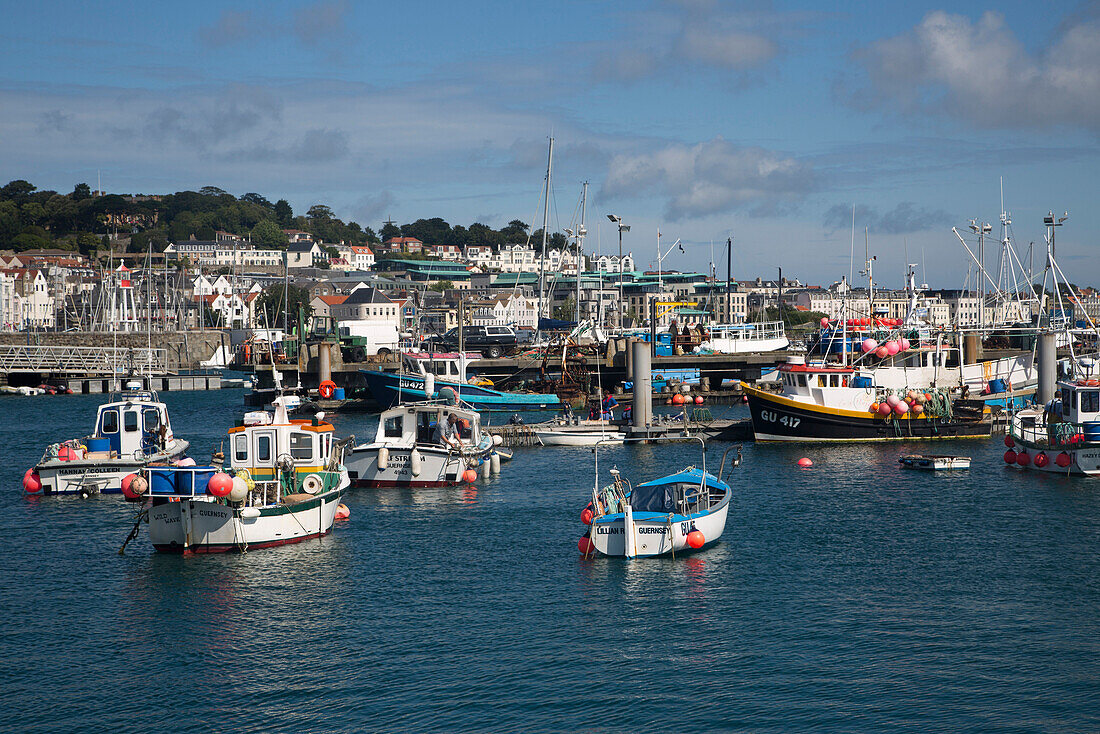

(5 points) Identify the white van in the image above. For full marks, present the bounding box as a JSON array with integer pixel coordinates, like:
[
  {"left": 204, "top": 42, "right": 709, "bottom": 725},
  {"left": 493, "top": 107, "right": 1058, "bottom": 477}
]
[{"left": 338, "top": 320, "right": 401, "bottom": 362}]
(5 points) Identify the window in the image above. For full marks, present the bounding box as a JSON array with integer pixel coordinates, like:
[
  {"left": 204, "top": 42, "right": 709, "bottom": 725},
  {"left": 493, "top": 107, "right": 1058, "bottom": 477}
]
[
  {"left": 234, "top": 435, "right": 248, "bottom": 462},
  {"left": 101, "top": 409, "right": 119, "bottom": 433},
  {"left": 290, "top": 433, "right": 313, "bottom": 460},
  {"left": 257, "top": 435, "right": 272, "bottom": 462},
  {"left": 798, "top": 374, "right": 807, "bottom": 387},
  {"left": 124, "top": 411, "right": 139, "bottom": 432},
  {"left": 384, "top": 415, "right": 403, "bottom": 438},
  {"left": 1083, "top": 390, "right": 1100, "bottom": 413},
  {"left": 143, "top": 409, "right": 160, "bottom": 432},
  {"left": 1062, "top": 387, "right": 1073, "bottom": 409}
]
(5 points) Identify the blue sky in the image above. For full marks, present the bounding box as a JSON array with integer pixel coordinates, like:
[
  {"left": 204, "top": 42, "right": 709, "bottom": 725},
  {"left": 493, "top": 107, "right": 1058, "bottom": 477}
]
[{"left": 2, "top": 0, "right": 1098, "bottom": 289}]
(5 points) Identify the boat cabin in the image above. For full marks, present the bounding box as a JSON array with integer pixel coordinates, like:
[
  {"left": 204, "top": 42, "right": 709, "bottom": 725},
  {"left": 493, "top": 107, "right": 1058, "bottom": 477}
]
[
  {"left": 373, "top": 403, "right": 483, "bottom": 448},
  {"left": 402, "top": 351, "right": 481, "bottom": 382},
  {"left": 227, "top": 399, "right": 337, "bottom": 480},
  {"left": 1059, "top": 379, "right": 1100, "bottom": 426},
  {"left": 777, "top": 360, "right": 858, "bottom": 395},
  {"left": 93, "top": 386, "right": 176, "bottom": 458}
]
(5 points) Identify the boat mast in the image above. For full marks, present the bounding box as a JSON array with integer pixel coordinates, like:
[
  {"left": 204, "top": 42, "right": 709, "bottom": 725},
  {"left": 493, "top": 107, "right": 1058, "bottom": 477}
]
[
  {"left": 725, "top": 236, "right": 732, "bottom": 324},
  {"left": 537, "top": 137, "right": 554, "bottom": 325},
  {"left": 576, "top": 181, "right": 587, "bottom": 325}
]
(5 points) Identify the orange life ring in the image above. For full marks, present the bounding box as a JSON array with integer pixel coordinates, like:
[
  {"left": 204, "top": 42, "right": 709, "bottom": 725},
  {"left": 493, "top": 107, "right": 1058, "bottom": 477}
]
[{"left": 319, "top": 380, "right": 336, "bottom": 399}]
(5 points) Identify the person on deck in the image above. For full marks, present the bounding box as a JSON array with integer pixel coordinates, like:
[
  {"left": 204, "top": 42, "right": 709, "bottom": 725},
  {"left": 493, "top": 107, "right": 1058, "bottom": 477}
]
[
  {"left": 602, "top": 393, "right": 618, "bottom": 421},
  {"left": 433, "top": 413, "right": 462, "bottom": 450}
]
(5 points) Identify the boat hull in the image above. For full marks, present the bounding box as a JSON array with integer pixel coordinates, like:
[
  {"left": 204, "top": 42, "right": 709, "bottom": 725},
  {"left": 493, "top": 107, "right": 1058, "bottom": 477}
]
[
  {"left": 590, "top": 501, "right": 729, "bottom": 557},
  {"left": 744, "top": 386, "right": 991, "bottom": 442},
  {"left": 35, "top": 439, "right": 191, "bottom": 496},
  {"left": 534, "top": 429, "right": 625, "bottom": 446},
  {"left": 345, "top": 445, "right": 489, "bottom": 487},
  {"left": 148, "top": 488, "right": 343, "bottom": 553},
  {"left": 359, "top": 370, "right": 560, "bottom": 411},
  {"left": 1007, "top": 441, "right": 1100, "bottom": 476}
]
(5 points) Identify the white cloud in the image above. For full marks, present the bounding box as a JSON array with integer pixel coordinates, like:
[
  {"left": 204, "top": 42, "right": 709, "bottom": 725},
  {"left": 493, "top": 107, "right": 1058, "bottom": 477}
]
[
  {"left": 851, "top": 10, "right": 1100, "bottom": 131},
  {"left": 602, "top": 137, "right": 815, "bottom": 220}
]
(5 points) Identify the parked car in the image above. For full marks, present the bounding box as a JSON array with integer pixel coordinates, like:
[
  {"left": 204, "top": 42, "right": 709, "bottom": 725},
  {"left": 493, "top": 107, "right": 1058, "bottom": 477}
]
[{"left": 429, "top": 325, "right": 518, "bottom": 358}]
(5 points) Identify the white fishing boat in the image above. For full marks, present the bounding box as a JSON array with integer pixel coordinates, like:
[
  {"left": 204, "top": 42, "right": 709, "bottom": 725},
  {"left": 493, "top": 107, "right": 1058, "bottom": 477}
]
[
  {"left": 699, "top": 321, "right": 789, "bottom": 354},
  {"left": 530, "top": 416, "right": 625, "bottom": 446},
  {"left": 898, "top": 455, "right": 971, "bottom": 470},
  {"left": 345, "top": 402, "right": 501, "bottom": 487},
  {"left": 24, "top": 383, "right": 190, "bottom": 498},
  {"left": 578, "top": 440, "right": 739, "bottom": 558},
  {"left": 1006, "top": 374, "right": 1100, "bottom": 476},
  {"left": 128, "top": 397, "right": 350, "bottom": 554}
]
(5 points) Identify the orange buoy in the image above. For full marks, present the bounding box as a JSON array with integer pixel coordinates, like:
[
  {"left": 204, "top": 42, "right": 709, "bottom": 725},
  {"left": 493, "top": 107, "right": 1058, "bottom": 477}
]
[
  {"left": 672, "top": 393, "right": 685, "bottom": 405},
  {"left": 686, "top": 529, "right": 705, "bottom": 549},
  {"left": 694, "top": 395, "right": 704, "bottom": 405},
  {"left": 581, "top": 506, "right": 594, "bottom": 525},
  {"left": 462, "top": 468, "right": 478, "bottom": 483}
]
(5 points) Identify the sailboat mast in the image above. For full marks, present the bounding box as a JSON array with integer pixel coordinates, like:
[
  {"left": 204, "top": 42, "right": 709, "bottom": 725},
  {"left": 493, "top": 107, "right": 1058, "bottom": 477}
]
[
  {"left": 576, "top": 181, "right": 587, "bottom": 325},
  {"left": 537, "top": 137, "right": 554, "bottom": 322}
]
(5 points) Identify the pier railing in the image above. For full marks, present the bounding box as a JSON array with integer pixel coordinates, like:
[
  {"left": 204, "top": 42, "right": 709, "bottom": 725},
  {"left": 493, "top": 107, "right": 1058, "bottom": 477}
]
[{"left": 0, "top": 344, "right": 169, "bottom": 375}]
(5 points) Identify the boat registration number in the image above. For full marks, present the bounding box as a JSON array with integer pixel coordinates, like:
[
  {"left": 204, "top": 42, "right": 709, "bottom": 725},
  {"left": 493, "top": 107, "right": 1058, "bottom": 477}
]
[{"left": 760, "top": 410, "right": 800, "bottom": 428}]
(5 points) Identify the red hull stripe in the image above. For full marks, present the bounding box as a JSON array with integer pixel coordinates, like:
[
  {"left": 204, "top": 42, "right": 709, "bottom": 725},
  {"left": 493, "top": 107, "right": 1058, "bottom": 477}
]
[{"left": 354, "top": 479, "right": 462, "bottom": 488}]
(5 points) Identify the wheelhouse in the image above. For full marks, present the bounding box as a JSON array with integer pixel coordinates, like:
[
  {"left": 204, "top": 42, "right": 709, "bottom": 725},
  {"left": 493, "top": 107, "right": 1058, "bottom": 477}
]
[
  {"left": 373, "top": 404, "right": 483, "bottom": 447},
  {"left": 402, "top": 351, "right": 481, "bottom": 381},
  {"left": 94, "top": 389, "right": 175, "bottom": 458},
  {"left": 227, "top": 415, "right": 337, "bottom": 480}
]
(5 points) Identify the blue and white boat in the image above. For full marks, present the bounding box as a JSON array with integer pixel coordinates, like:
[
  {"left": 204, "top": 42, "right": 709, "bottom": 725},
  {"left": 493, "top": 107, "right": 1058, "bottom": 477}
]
[
  {"left": 579, "top": 440, "right": 739, "bottom": 558},
  {"left": 26, "top": 382, "right": 190, "bottom": 497},
  {"left": 360, "top": 351, "right": 560, "bottom": 411}
]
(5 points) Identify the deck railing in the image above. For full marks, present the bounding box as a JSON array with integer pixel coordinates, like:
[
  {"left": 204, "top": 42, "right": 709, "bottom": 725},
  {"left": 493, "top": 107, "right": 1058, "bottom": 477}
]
[{"left": 0, "top": 344, "right": 168, "bottom": 375}]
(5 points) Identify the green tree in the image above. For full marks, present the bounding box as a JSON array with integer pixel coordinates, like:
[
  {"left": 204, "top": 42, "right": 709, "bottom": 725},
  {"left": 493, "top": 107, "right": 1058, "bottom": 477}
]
[
  {"left": 428, "top": 280, "right": 454, "bottom": 292},
  {"left": 380, "top": 221, "right": 401, "bottom": 241},
  {"left": 71, "top": 183, "right": 92, "bottom": 201},
  {"left": 274, "top": 199, "right": 293, "bottom": 226},
  {"left": 1, "top": 180, "right": 36, "bottom": 203},
  {"left": 251, "top": 219, "right": 289, "bottom": 248},
  {"left": 240, "top": 192, "right": 273, "bottom": 209},
  {"left": 553, "top": 295, "right": 576, "bottom": 321},
  {"left": 501, "top": 219, "right": 529, "bottom": 241},
  {"left": 255, "top": 284, "right": 313, "bottom": 329}
]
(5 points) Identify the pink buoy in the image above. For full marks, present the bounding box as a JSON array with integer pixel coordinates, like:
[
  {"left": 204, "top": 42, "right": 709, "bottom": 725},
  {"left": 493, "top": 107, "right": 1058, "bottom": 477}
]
[
  {"left": 797, "top": 457, "right": 813, "bottom": 468},
  {"left": 875, "top": 346, "right": 889, "bottom": 359},
  {"left": 694, "top": 395, "right": 704, "bottom": 405},
  {"left": 207, "top": 472, "right": 234, "bottom": 497},
  {"left": 886, "top": 395, "right": 900, "bottom": 408},
  {"left": 894, "top": 401, "right": 909, "bottom": 415},
  {"left": 335, "top": 503, "right": 350, "bottom": 520},
  {"left": 22, "top": 469, "right": 42, "bottom": 494},
  {"left": 899, "top": 337, "right": 911, "bottom": 351},
  {"left": 820, "top": 317, "right": 829, "bottom": 328},
  {"left": 885, "top": 341, "right": 900, "bottom": 356},
  {"left": 861, "top": 338, "right": 877, "bottom": 353},
  {"left": 581, "top": 506, "right": 594, "bottom": 525},
  {"left": 878, "top": 402, "right": 893, "bottom": 416}
]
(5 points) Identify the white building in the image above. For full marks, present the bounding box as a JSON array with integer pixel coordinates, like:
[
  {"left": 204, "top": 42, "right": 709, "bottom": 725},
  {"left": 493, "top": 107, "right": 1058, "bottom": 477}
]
[
  {"left": 1, "top": 268, "right": 54, "bottom": 330},
  {"left": 470, "top": 293, "right": 538, "bottom": 329},
  {"left": 592, "top": 253, "right": 635, "bottom": 274},
  {"left": 330, "top": 286, "right": 401, "bottom": 329}
]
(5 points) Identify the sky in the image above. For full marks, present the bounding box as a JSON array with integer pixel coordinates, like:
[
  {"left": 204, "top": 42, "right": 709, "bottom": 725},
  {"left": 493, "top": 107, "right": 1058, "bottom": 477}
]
[{"left": 2, "top": 0, "right": 1098, "bottom": 289}]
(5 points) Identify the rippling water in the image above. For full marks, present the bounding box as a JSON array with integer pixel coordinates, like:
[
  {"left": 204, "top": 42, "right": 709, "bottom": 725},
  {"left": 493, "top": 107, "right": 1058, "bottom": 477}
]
[{"left": 2, "top": 390, "right": 1100, "bottom": 732}]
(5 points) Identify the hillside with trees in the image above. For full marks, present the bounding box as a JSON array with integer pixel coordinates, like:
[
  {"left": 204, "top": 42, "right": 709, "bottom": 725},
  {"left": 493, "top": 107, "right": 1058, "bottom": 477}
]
[{"left": 0, "top": 179, "right": 570, "bottom": 259}]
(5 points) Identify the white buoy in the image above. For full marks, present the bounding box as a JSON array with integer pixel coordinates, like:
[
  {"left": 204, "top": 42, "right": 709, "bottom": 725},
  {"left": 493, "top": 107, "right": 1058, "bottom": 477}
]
[
  {"left": 378, "top": 446, "right": 389, "bottom": 470},
  {"left": 424, "top": 372, "right": 435, "bottom": 398},
  {"left": 481, "top": 459, "right": 491, "bottom": 479},
  {"left": 490, "top": 451, "right": 501, "bottom": 474},
  {"left": 492, "top": 433, "right": 503, "bottom": 446},
  {"left": 410, "top": 448, "right": 422, "bottom": 477},
  {"left": 228, "top": 476, "right": 249, "bottom": 503}
]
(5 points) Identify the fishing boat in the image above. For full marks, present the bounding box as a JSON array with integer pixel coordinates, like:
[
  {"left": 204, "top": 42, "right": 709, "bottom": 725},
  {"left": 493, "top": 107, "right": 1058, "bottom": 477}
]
[
  {"left": 898, "top": 455, "right": 971, "bottom": 470},
  {"left": 1006, "top": 374, "right": 1100, "bottom": 476},
  {"left": 577, "top": 440, "right": 739, "bottom": 558},
  {"left": 345, "top": 402, "right": 501, "bottom": 487},
  {"left": 24, "top": 383, "right": 190, "bottom": 497},
  {"left": 530, "top": 415, "right": 625, "bottom": 446},
  {"left": 359, "top": 351, "right": 560, "bottom": 411},
  {"left": 699, "top": 321, "right": 789, "bottom": 354},
  {"left": 130, "top": 397, "right": 350, "bottom": 554}
]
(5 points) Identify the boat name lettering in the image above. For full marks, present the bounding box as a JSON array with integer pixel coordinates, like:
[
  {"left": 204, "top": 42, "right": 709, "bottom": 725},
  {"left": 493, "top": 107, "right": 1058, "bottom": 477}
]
[
  {"left": 150, "top": 512, "right": 179, "bottom": 524},
  {"left": 595, "top": 526, "right": 622, "bottom": 535},
  {"left": 637, "top": 526, "right": 668, "bottom": 535},
  {"left": 58, "top": 467, "right": 118, "bottom": 475},
  {"left": 760, "top": 409, "right": 800, "bottom": 428},
  {"left": 199, "top": 509, "right": 227, "bottom": 518}
]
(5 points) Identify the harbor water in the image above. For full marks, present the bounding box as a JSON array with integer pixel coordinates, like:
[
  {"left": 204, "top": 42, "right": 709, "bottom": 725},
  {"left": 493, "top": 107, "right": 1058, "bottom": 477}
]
[{"left": 3, "top": 390, "right": 1100, "bottom": 732}]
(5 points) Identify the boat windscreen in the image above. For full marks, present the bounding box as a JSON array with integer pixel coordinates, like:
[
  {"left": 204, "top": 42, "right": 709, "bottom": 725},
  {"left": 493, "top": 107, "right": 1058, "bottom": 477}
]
[{"left": 629, "top": 482, "right": 676, "bottom": 513}]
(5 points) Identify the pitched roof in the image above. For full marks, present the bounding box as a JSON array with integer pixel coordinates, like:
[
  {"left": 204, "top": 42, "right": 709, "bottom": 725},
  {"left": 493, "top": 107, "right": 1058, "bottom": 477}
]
[
  {"left": 343, "top": 287, "right": 394, "bottom": 305},
  {"left": 315, "top": 295, "right": 348, "bottom": 306}
]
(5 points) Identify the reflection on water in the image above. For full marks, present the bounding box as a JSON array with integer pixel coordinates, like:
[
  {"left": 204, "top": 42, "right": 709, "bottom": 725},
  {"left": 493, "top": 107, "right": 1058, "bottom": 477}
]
[{"left": 4, "top": 394, "right": 1100, "bottom": 732}]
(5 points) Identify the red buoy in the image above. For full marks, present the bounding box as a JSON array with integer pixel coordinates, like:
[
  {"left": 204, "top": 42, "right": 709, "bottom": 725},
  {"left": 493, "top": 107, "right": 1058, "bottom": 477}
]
[
  {"left": 207, "top": 472, "right": 234, "bottom": 497},
  {"left": 462, "top": 468, "right": 478, "bottom": 484},
  {"left": 1016, "top": 451, "right": 1031, "bottom": 467},
  {"left": 22, "top": 469, "right": 42, "bottom": 494},
  {"left": 694, "top": 395, "right": 704, "bottom": 405},
  {"left": 797, "top": 457, "right": 813, "bottom": 468},
  {"left": 121, "top": 473, "right": 149, "bottom": 501},
  {"left": 1004, "top": 435, "right": 1015, "bottom": 448},
  {"left": 672, "top": 393, "right": 685, "bottom": 405},
  {"left": 686, "top": 530, "right": 705, "bottom": 549},
  {"left": 578, "top": 535, "right": 595, "bottom": 555},
  {"left": 1033, "top": 452, "right": 1049, "bottom": 468},
  {"left": 1056, "top": 452, "right": 1072, "bottom": 468},
  {"left": 581, "top": 507, "right": 594, "bottom": 525},
  {"left": 1003, "top": 450, "right": 1017, "bottom": 465}
]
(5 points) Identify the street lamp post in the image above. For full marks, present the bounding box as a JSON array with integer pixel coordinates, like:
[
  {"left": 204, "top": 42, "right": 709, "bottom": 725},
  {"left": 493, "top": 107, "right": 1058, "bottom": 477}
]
[{"left": 607, "top": 214, "right": 629, "bottom": 330}]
